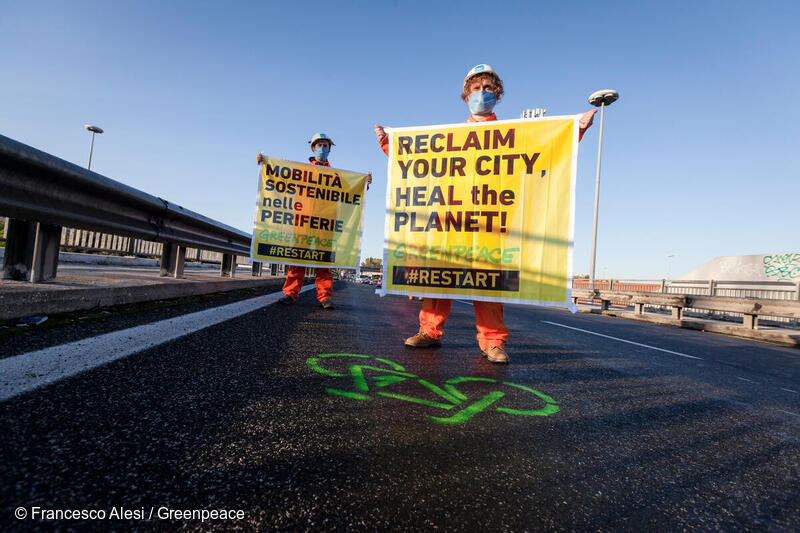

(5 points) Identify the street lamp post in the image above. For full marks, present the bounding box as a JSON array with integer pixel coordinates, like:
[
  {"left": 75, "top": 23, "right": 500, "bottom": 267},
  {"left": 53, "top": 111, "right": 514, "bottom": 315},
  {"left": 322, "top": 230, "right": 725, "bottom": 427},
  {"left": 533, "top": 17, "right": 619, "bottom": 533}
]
[
  {"left": 84, "top": 124, "right": 104, "bottom": 170},
  {"left": 588, "top": 89, "right": 619, "bottom": 289}
]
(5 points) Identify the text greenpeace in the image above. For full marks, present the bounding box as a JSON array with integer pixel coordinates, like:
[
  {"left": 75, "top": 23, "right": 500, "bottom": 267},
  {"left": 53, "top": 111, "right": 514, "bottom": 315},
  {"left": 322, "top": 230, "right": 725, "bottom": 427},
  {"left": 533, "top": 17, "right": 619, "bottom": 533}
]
[
  {"left": 251, "top": 157, "right": 368, "bottom": 268},
  {"left": 24, "top": 506, "right": 245, "bottom": 522},
  {"left": 380, "top": 117, "right": 579, "bottom": 307}
]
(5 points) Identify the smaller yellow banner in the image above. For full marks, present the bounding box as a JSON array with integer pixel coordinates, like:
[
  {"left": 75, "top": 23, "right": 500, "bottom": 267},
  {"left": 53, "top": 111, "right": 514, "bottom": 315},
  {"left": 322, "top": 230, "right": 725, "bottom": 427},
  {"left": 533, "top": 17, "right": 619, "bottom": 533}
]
[{"left": 250, "top": 157, "right": 368, "bottom": 268}]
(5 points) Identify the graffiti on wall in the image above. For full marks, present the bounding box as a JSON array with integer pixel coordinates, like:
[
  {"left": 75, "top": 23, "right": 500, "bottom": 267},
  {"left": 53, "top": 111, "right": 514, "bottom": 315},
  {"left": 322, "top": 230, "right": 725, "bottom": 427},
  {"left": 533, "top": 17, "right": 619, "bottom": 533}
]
[{"left": 763, "top": 254, "right": 800, "bottom": 281}]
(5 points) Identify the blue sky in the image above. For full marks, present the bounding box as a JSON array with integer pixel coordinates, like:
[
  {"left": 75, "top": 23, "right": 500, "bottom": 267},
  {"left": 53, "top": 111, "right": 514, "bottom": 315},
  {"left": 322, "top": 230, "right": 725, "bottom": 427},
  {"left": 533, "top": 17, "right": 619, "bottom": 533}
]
[{"left": 2, "top": 0, "right": 798, "bottom": 279}]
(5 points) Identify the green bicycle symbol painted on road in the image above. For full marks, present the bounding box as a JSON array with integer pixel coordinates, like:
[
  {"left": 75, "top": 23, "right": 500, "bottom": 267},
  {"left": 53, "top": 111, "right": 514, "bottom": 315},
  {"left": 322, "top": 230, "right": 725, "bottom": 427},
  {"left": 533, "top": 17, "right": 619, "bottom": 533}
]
[{"left": 307, "top": 353, "right": 559, "bottom": 425}]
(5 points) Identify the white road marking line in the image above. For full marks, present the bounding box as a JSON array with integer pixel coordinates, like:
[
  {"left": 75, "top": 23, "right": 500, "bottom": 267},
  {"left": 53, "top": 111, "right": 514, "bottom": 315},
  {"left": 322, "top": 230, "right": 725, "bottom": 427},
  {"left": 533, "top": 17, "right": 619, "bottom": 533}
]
[
  {"left": 782, "top": 388, "right": 799, "bottom": 394},
  {"left": 778, "top": 409, "right": 800, "bottom": 418},
  {"left": 540, "top": 320, "right": 703, "bottom": 360},
  {"left": 0, "top": 285, "right": 315, "bottom": 402},
  {"left": 737, "top": 377, "right": 757, "bottom": 383}
]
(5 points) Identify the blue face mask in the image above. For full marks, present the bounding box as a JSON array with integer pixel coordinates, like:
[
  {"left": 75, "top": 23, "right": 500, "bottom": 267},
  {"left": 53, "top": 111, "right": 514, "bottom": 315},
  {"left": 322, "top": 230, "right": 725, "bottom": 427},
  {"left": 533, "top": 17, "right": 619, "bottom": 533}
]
[
  {"left": 313, "top": 146, "right": 330, "bottom": 162},
  {"left": 468, "top": 91, "right": 497, "bottom": 115}
]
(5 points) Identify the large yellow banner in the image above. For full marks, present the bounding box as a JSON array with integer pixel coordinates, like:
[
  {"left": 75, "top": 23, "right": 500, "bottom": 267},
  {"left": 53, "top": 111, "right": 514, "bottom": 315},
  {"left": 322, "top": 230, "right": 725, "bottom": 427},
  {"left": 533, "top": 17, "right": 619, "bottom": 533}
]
[
  {"left": 251, "top": 157, "right": 368, "bottom": 268},
  {"left": 380, "top": 117, "right": 579, "bottom": 307}
]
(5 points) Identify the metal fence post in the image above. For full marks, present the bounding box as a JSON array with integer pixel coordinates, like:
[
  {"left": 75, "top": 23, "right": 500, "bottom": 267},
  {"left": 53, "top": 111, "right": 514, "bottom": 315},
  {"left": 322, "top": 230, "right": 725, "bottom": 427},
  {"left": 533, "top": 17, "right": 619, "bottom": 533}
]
[
  {"left": 220, "top": 254, "right": 236, "bottom": 277},
  {"left": 708, "top": 279, "right": 715, "bottom": 296},
  {"left": 2, "top": 219, "right": 62, "bottom": 282},
  {"left": 174, "top": 246, "right": 186, "bottom": 278},
  {"left": 159, "top": 243, "right": 186, "bottom": 278},
  {"left": 2, "top": 218, "right": 37, "bottom": 280},
  {"left": 30, "top": 222, "right": 61, "bottom": 282},
  {"left": 160, "top": 242, "right": 177, "bottom": 277}
]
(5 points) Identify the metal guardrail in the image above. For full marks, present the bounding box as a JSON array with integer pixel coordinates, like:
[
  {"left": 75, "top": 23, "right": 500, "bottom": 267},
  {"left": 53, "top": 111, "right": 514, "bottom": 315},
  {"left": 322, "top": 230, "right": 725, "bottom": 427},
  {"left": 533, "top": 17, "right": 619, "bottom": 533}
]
[
  {"left": 571, "top": 288, "right": 800, "bottom": 331},
  {"left": 0, "top": 133, "right": 257, "bottom": 281}
]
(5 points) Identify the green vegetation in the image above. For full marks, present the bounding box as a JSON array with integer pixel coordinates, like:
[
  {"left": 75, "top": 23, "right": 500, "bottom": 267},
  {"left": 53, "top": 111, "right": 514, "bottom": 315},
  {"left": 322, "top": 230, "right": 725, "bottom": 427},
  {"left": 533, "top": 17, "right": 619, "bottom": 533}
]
[{"left": 360, "top": 257, "right": 382, "bottom": 269}]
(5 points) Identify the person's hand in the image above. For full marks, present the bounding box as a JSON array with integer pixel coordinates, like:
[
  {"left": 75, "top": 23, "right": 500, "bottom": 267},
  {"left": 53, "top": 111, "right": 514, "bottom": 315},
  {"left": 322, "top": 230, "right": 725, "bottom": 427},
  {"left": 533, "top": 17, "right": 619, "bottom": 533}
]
[
  {"left": 579, "top": 109, "right": 597, "bottom": 134},
  {"left": 256, "top": 152, "right": 264, "bottom": 165},
  {"left": 374, "top": 125, "right": 387, "bottom": 143},
  {"left": 365, "top": 172, "right": 372, "bottom": 191}
]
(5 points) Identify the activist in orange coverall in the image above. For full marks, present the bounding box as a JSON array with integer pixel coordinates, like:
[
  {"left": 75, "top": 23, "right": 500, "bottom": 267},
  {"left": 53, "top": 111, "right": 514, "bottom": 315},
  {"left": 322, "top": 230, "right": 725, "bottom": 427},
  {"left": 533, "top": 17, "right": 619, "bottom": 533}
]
[
  {"left": 257, "top": 133, "right": 371, "bottom": 310},
  {"left": 375, "top": 64, "right": 596, "bottom": 363}
]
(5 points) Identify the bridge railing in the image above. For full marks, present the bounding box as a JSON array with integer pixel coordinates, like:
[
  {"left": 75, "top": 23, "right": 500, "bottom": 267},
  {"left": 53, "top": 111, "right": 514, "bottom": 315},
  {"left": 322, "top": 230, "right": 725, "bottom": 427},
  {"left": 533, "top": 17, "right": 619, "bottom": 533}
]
[
  {"left": 571, "top": 285, "right": 800, "bottom": 331},
  {"left": 0, "top": 133, "right": 262, "bottom": 282},
  {"left": 572, "top": 278, "right": 800, "bottom": 326}
]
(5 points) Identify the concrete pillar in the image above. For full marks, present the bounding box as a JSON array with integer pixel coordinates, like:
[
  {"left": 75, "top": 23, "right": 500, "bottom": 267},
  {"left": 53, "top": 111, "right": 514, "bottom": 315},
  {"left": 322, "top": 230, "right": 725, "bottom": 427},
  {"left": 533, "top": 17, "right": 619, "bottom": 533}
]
[
  {"left": 708, "top": 279, "right": 715, "bottom": 296},
  {"left": 600, "top": 299, "right": 610, "bottom": 311},
  {"left": 660, "top": 279, "right": 666, "bottom": 293},
  {"left": 252, "top": 262, "right": 262, "bottom": 276},
  {"left": 2, "top": 219, "right": 61, "bottom": 282},
  {"left": 671, "top": 306, "right": 683, "bottom": 320},
  {"left": 270, "top": 263, "right": 278, "bottom": 276},
  {"left": 634, "top": 302, "right": 644, "bottom": 315},
  {"left": 220, "top": 254, "right": 236, "bottom": 277},
  {"left": 742, "top": 314, "right": 759, "bottom": 330}
]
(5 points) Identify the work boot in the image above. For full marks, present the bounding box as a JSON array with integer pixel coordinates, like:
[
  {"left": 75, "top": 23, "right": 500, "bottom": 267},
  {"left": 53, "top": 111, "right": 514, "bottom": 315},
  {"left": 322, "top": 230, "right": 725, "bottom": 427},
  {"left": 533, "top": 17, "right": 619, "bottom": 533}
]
[
  {"left": 277, "top": 294, "right": 294, "bottom": 305},
  {"left": 483, "top": 345, "right": 509, "bottom": 364},
  {"left": 320, "top": 298, "right": 334, "bottom": 309},
  {"left": 404, "top": 331, "right": 441, "bottom": 348}
]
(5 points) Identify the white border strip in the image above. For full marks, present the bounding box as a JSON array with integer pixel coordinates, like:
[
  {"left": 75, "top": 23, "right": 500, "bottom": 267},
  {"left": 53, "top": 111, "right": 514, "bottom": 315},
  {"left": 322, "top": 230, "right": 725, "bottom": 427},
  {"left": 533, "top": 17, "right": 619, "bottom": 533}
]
[{"left": 376, "top": 126, "right": 395, "bottom": 297}]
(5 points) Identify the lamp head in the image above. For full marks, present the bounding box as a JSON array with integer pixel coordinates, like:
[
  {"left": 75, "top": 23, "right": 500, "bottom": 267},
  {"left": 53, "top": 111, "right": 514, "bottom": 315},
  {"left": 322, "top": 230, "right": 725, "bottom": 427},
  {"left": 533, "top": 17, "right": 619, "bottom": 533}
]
[{"left": 588, "top": 90, "right": 619, "bottom": 107}]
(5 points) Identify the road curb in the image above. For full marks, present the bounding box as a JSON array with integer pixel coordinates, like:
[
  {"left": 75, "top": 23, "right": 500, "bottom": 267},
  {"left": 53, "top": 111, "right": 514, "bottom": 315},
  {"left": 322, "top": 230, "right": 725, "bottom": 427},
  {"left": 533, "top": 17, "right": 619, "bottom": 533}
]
[{"left": 0, "top": 277, "right": 286, "bottom": 320}]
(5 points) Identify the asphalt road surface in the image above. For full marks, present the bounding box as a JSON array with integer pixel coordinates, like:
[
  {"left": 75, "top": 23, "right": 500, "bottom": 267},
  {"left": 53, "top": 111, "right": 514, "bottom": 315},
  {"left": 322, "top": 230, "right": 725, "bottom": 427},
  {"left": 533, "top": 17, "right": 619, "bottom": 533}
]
[{"left": 2, "top": 282, "right": 798, "bottom": 531}]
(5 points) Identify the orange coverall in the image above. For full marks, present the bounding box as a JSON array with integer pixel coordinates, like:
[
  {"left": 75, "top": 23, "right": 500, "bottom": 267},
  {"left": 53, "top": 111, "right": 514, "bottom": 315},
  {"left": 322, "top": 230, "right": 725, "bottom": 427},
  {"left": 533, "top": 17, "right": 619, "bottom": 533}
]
[
  {"left": 281, "top": 158, "right": 333, "bottom": 302},
  {"left": 379, "top": 113, "right": 507, "bottom": 350}
]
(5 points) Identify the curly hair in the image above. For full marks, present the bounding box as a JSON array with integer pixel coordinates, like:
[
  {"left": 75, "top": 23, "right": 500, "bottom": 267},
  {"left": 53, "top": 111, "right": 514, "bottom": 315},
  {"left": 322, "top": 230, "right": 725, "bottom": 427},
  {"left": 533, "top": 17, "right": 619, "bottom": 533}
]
[{"left": 461, "top": 72, "right": 504, "bottom": 102}]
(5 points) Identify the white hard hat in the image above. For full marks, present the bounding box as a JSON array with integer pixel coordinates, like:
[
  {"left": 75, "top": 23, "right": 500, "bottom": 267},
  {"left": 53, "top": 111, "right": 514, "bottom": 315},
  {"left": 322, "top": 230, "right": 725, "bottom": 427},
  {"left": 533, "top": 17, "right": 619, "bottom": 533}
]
[
  {"left": 464, "top": 64, "right": 497, "bottom": 83},
  {"left": 308, "top": 132, "right": 335, "bottom": 146}
]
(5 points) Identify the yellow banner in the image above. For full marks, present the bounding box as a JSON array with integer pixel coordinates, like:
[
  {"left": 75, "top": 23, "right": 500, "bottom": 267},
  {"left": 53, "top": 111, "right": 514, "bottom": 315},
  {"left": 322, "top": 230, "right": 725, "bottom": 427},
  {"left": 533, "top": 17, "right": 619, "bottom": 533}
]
[
  {"left": 251, "top": 157, "right": 368, "bottom": 268},
  {"left": 380, "top": 117, "right": 579, "bottom": 307}
]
